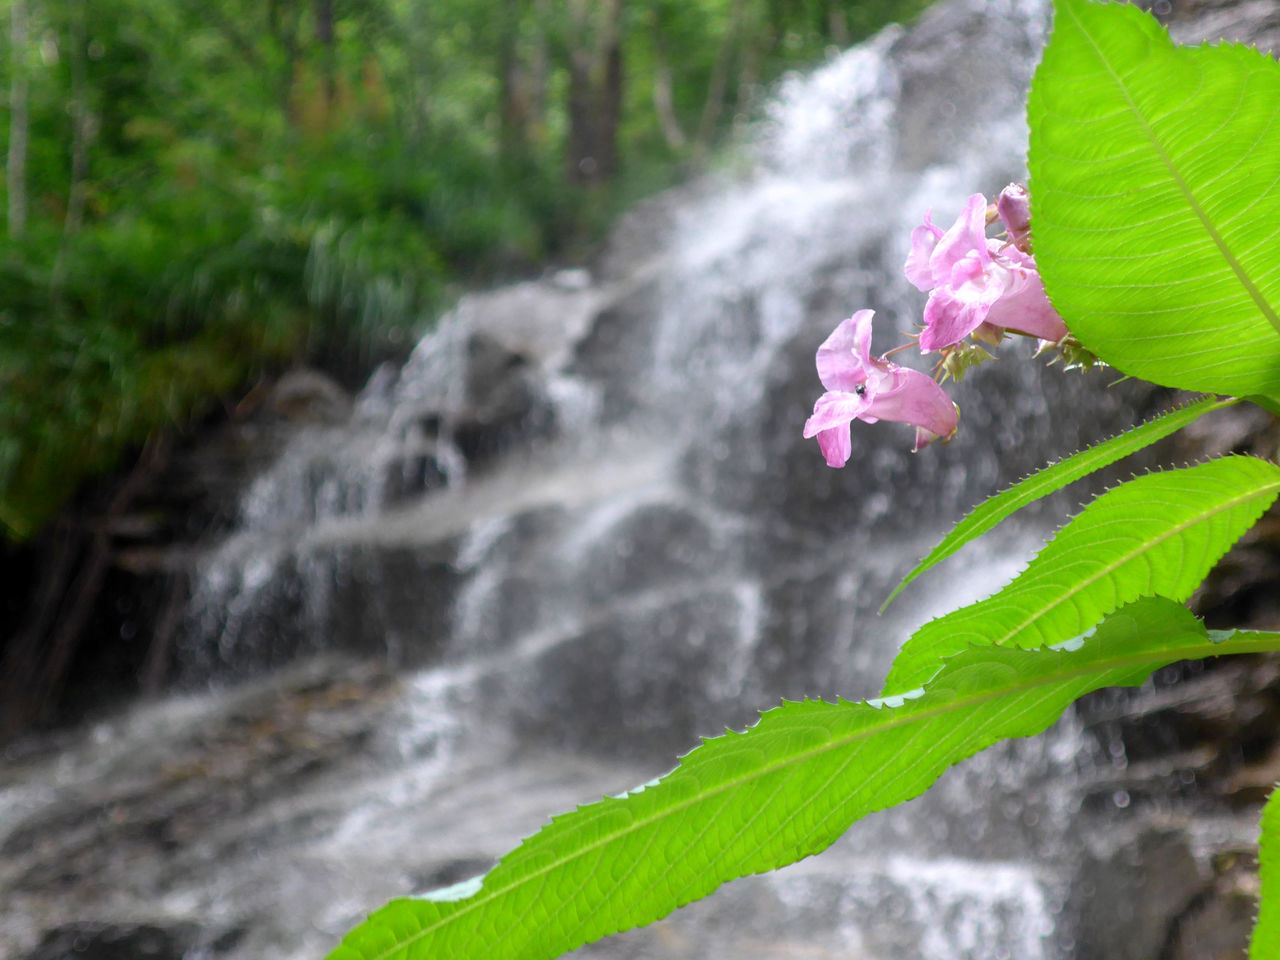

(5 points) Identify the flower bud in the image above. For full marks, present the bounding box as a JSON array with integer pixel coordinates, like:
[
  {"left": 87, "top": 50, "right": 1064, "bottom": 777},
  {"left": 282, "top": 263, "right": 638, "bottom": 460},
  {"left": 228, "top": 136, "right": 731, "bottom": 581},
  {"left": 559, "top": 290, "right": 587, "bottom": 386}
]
[{"left": 996, "top": 183, "right": 1032, "bottom": 250}]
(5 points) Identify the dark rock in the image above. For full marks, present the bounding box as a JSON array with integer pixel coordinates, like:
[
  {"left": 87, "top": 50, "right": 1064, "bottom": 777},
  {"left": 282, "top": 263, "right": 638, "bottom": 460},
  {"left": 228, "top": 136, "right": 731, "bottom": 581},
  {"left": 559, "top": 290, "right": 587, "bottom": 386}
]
[
  {"left": 19, "top": 923, "right": 204, "bottom": 960},
  {"left": 409, "top": 857, "right": 495, "bottom": 894},
  {"left": 378, "top": 448, "right": 452, "bottom": 507},
  {"left": 174, "top": 540, "right": 460, "bottom": 682},
  {"left": 1068, "top": 826, "right": 1208, "bottom": 960},
  {"left": 1067, "top": 825, "right": 1263, "bottom": 960},
  {"left": 1077, "top": 657, "right": 1280, "bottom": 804},
  {"left": 566, "top": 284, "right": 664, "bottom": 425},
  {"left": 1165, "top": 850, "right": 1262, "bottom": 960},
  {"left": 270, "top": 369, "right": 353, "bottom": 425}
]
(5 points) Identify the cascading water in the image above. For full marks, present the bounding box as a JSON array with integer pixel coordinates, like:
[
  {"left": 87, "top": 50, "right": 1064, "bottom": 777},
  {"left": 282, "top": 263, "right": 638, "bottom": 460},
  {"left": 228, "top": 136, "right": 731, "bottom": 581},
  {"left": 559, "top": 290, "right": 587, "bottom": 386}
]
[{"left": 2, "top": 2, "right": 1243, "bottom": 958}]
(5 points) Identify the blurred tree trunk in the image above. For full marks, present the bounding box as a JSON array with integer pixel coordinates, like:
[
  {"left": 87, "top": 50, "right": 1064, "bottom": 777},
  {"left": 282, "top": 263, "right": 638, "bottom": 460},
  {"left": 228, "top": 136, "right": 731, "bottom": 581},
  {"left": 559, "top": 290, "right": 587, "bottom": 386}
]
[
  {"left": 765, "top": 0, "right": 786, "bottom": 57},
  {"left": 7, "top": 0, "right": 28, "bottom": 238},
  {"left": 52, "top": 0, "right": 94, "bottom": 296},
  {"left": 64, "top": 0, "right": 92, "bottom": 237},
  {"left": 694, "top": 0, "right": 744, "bottom": 160},
  {"left": 400, "top": 1, "right": 432, "bottom": 142},
  {"left": 268, "top": 0, "right": 302, "bottom": 124},
  {"left": 597, "top": 0, "right": 623, "bottom": 179},
  {"left": 734, "top": 0, "right": 769, "bottom": 120},
  {"left": 528, "top": 0, "right": 550, "bottom": 144},
  {"left": 498, "top": 0, "right": 556, "bottom": 175},
  {"left": 315, "top": 0, "right": 336, "bottom": 119},
  {"left": 735, "top": 17, "right": 763, "bottom": 119},
  {"left": 827, "top": 4, "right": 848, "bottom": 46},
  {"left": 498, "top": 0, "right": 529, "bottom": 162},
  {"left": 649, "top": 5, "right": 686, "bottom": 151},
  {"left": 565, "top": 0, "right": 623, "bottom": 185}
]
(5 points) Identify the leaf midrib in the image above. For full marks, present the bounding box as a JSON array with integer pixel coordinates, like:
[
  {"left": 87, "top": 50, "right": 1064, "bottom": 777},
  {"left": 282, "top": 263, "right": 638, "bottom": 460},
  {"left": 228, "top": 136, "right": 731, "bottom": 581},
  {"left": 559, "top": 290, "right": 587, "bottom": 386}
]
[
  {"left": 887, "top": 469, "right": 1280, "bottom": 693},
  {"left": 1065, "top": 1, "right": 1280, "bottom": 337},
  {"left": 969, "top": 473, "right": 1280, "bottom": 663},
  {"left": 881, "top": 396, "right": 1234, "bottom": 612},
  {"left": 361, "top": 624, "right": 1277, "bottom": 960}
]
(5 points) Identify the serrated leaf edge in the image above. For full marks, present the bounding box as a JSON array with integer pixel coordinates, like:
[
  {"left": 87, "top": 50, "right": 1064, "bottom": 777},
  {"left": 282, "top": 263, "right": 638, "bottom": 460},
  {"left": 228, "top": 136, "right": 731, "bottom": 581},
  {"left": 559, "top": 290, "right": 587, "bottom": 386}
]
[
  {"left": 880, "top": 394, "right": 1236, "bottom": 613},
  {"left": 335, "top": 600, "right": 1280, "bottom": 960}
]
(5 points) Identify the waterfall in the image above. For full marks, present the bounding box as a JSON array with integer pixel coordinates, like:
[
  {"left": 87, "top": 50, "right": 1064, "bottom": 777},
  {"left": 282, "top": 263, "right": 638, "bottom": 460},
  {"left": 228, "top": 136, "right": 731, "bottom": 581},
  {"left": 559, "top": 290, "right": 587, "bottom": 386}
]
[{"left": 2, "top": 2, "right": 1217, "bottom": 959}]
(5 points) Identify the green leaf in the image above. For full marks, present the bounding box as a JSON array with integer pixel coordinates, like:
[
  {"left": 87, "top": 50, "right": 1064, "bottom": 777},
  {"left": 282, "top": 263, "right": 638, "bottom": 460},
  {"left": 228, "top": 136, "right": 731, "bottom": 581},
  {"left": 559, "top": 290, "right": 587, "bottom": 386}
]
[
  {"left": 882, "top": 456, "right": 1280, "bottom": 695},
  {"left": 880, "top": 395, "right": 1236, "bottom": 613},
  {"left": 329, "top": 598, "right": 1280, "bottom": 960},
  {"left": 1249, "top": 394, "right": 1280, "bottom": 419},
  {"left": 1250, "top": 782, "right": 1280, "bottom": 959},
  {"left": 1028, "top": 0, "right": 1280, "bottom": 397}
]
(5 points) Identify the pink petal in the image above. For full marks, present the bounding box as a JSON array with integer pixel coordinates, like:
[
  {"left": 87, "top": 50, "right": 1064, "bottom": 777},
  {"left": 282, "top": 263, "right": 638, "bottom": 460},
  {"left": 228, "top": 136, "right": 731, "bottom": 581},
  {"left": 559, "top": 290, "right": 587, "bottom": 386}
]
[
  {"left": 945, "top": 253, "right": 1004, "bottom": 303},
  {"left": 864, "top": 367, "right": 959, "bottom": 443},
  {"left": 917, "top": 251, "right": 1008, "bottom": 352},
  {"left": 905, "top": 212, "right": 945, "bottom": 292},
  {"left": 848, "top": 309, "right": 875, "bottom": 364},
  {"left": 814, "top": 310, "right": 876, "bottom": 392},
  {"left": 983, "top": 269, "right": 1068, "bottom": 342},
  {"left": 913, "top": 425, "right": 947, "bottom": 453},
  {"left": 928, "top": 194, "right": 990, "bottom": 282},
  {"left": 919, "top": 283, "right": 999, "bottom": 352},
  {"left": 816, "top": 425, "right": 852, "bottom": 467},
  {"left": 988, "top": 237, "right": 1034, "bottom": 268},
  {"left": 805, "top": 308, "right": 959, "bottom": 462},
  {"left": 803, "top": 391, "right": 870, "bottom": 438}
]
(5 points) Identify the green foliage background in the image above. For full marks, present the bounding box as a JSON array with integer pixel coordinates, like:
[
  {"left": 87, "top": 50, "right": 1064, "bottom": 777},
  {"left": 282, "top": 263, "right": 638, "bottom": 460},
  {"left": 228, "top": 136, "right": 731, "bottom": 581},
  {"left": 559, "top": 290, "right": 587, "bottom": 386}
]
[{"left": 0, "top": 0, "right": 935, "bottom": 539}]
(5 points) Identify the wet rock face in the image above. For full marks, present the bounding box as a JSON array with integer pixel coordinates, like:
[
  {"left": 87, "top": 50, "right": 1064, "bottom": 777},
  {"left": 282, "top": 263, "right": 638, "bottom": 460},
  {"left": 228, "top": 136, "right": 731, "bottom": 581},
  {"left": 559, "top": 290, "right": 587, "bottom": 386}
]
[
  {"left": 1067, "top": 629, "right": 1280, "bottom": 960},
  {"left": 567, "top": 285, "right": 665, "bottom": 425},
  {"left": 1166, "top": 857, "right": 1263, "bottom": 960},
  {"left": 1066, "top": 821, "right": 1264, "bottom": 960},
  {"left": 1069, "top": 827, "right": 1210, "bottom": 960},
  {"left": 452, "top": 333, "right": 556, "bottom": 464},
  {"left": 891, "top": 0, "right": 1045, "bottom": 173}
]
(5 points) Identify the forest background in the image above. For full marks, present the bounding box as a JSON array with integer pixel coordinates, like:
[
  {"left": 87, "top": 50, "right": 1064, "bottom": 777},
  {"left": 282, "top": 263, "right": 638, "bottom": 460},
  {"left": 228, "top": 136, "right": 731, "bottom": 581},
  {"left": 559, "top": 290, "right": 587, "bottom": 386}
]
[{"left": 0, "top": 0, "right": 933, "bottom": 544}]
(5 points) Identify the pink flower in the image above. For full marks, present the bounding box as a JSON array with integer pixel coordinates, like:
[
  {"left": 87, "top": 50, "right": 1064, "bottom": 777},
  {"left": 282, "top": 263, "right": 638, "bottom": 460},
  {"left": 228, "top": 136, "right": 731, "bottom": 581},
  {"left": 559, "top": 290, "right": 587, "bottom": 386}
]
[
  {"left": 905, "top": 192, "right": 1067, "bottom": 352},
  {"left": 803, "top": 310, "right": 959, "bottom": 465}
]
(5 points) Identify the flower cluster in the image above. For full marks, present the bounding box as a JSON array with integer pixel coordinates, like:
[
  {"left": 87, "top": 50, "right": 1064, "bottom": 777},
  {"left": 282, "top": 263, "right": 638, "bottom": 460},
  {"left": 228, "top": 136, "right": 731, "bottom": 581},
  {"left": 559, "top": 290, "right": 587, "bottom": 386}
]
[
  {"left": 805, "top": 184, "right": 1079, "bottom": 466},
  {"left": 906, "top": 186, "right": 1067, "bottom": 353}
]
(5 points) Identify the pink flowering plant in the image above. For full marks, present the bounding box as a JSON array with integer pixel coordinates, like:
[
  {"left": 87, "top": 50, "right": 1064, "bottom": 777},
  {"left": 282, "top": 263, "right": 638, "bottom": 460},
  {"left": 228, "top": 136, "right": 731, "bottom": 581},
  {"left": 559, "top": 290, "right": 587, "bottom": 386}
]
[
  {"left": 330, "top": 3, "right": 1280, "bottom": 959},
  {"left": 805, "top": 183, "right": 1096, "bottom": 459}
]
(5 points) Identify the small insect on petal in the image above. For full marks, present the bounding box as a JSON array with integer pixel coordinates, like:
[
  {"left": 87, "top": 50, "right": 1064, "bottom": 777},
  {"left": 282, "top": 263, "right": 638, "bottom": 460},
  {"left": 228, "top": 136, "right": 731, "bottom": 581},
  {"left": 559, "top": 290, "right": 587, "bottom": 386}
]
[{"left": 804, "top": 311, "right": 959, "bottom": 464}]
